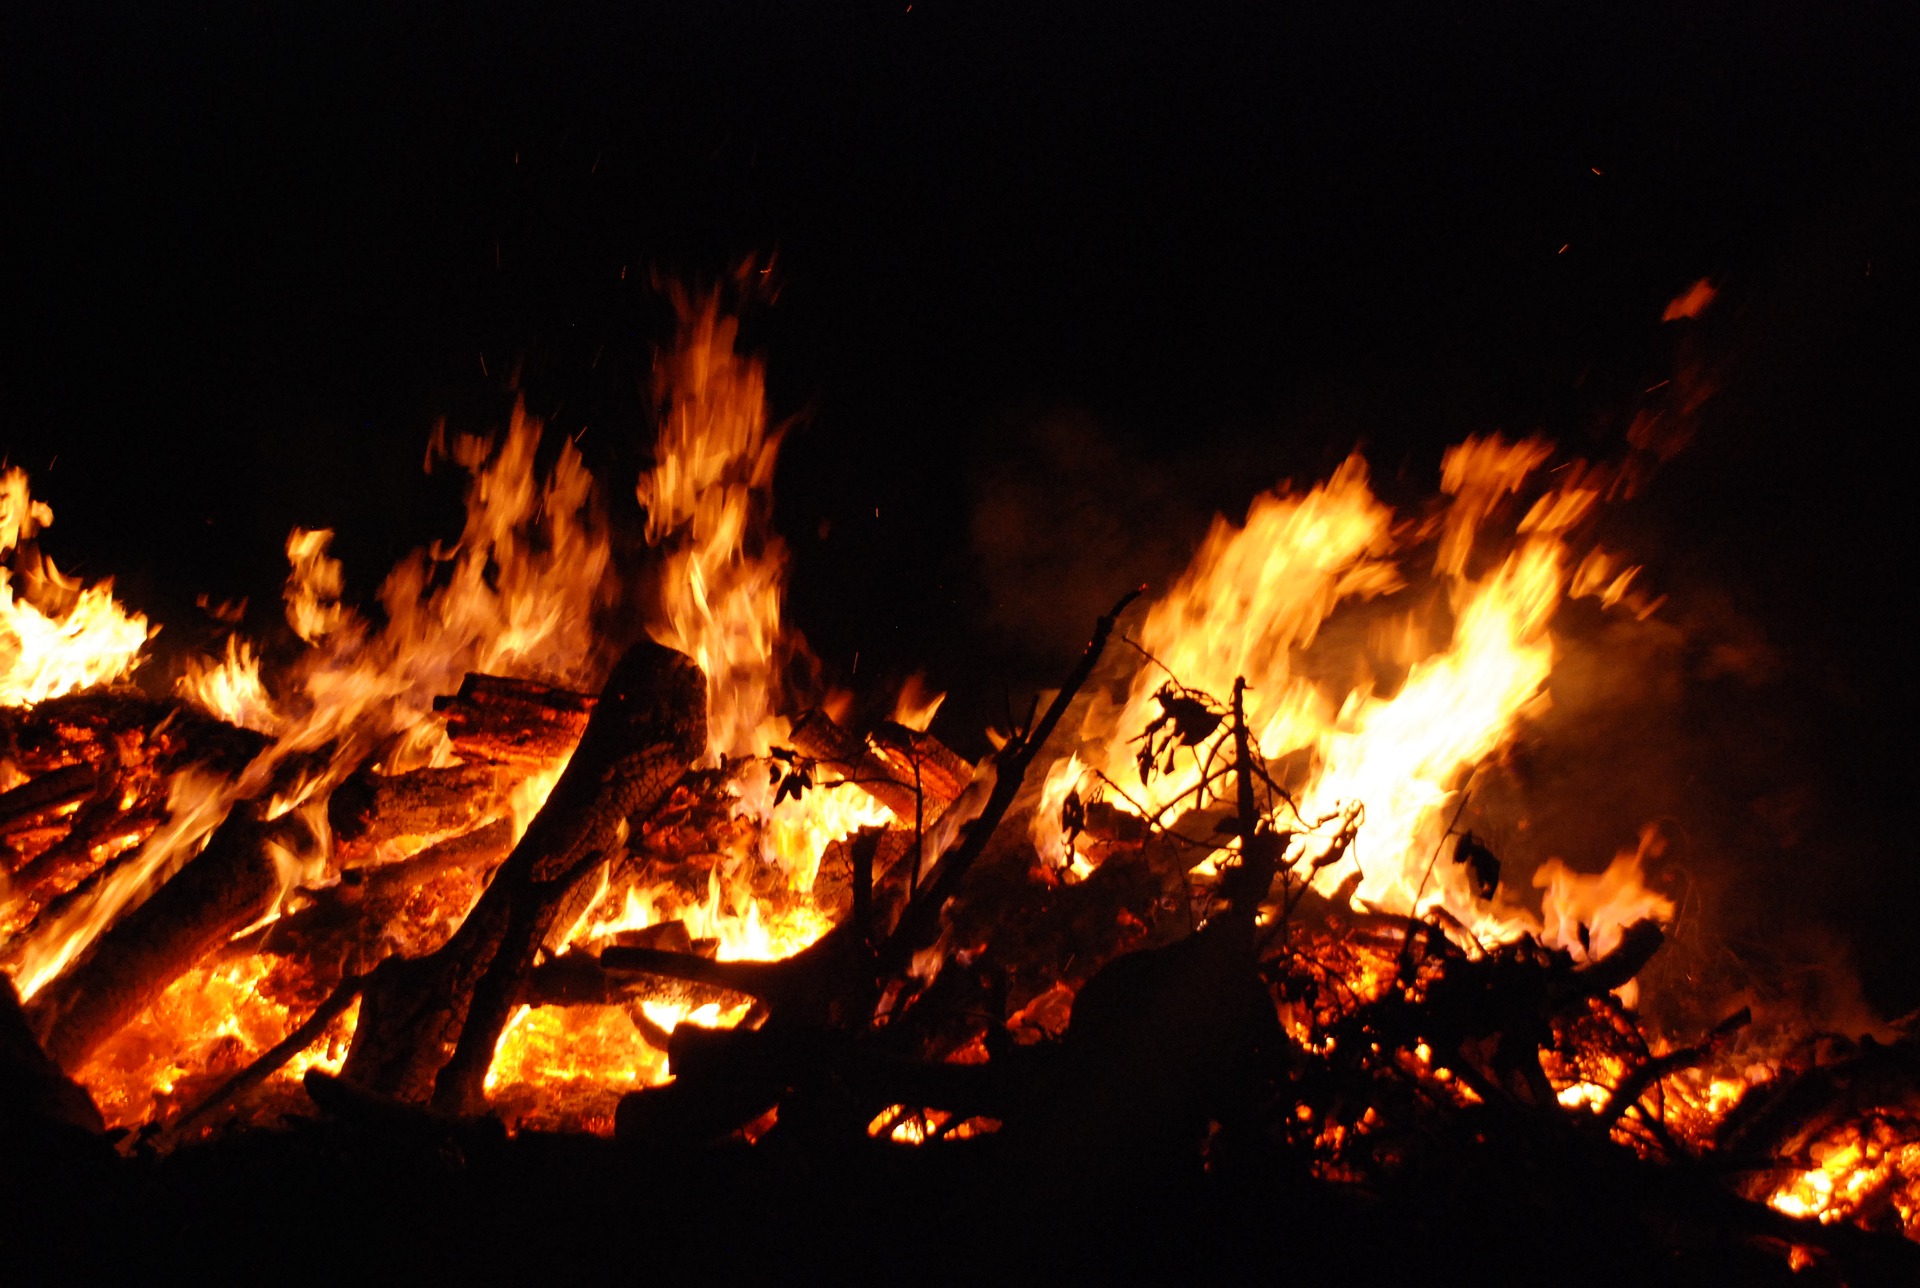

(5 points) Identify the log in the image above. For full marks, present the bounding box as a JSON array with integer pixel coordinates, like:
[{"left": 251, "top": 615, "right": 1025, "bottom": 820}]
[
  {"left": 354, "top": 818, "right": 516, "bottom": 897},
  {"left": 328, "top": 762, "right": 516, "bottom": 861},
  {"left": 302, "top": 1069, "right": 505, "bottom": 1155},
  {"left": 0, "top": 800, "right": 167, "bottom": 946},
  {"left": 868, "top": 722, "right": 974, "bottom": 812},
  {"left": 339, "top": 641, "right": 704, "bottom": 1112},
  {"left": 1, "top": 974, "right": 102, "bottom": 1135},
  {"left": 433, "top": 673, "right": 594, "bottom": 767},
  {"left": 789, "top": 709, "right": 970, "bottom": 821},
  {"left": 217, "top": 819, "right": 515, "bottom": 979},
  {"left": 518, "top": 950, "right": 747, "bottom": 1012},
  {"left": 5, "top": 778, "right": 166, "bottom": 916},
  {"left": 26, "top": 805, "right": 279, "bottom": 1071},
  {"left": 0, "top": 688, "right": 268, "bottom": 778}
]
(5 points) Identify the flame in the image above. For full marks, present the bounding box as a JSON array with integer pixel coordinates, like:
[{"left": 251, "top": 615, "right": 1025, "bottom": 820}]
[
  {"left": 1044, "top": 435, "right": 1670, "bottom": 945},
  {"left": 177, "top": 636, "right": 281, "bottom": 734},
  {"left": 891, "top": 673, "right": 946, "bottom": 732},
  {"left": 636, "top": 293, "right": 788, "bottom": 762},
  {"left": 1535, "top": 824, "right": 1676, "bottom": 962},
  {"left": 0, "top": 466, "right": 152, "bottom": 706},
  {"left": 11, "top": 296, "right": 896, "bottom": 1133}
]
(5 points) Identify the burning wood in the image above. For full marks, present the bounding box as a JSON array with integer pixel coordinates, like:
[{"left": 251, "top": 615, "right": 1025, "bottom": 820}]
[{"left": 2, "top": 294, "right": 1918, "bottom": 1283}]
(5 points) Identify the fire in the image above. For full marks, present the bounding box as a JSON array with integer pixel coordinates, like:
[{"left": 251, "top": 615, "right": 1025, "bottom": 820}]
[
  {"left": 7, "top": 289, "right": 1918, "bottom": 1272},
  {"left": 3, "top": 292, "right": 888, "bottom": 1133},
  {"left": 1767, "top": 1129, "right": 1920, "bottom": 1230},
  {"left": 0, "top": 466, "right": 152, "bottom": 706},
  {"left": 1041, "top": 435, "right": 1668, "bottom": 947},
  {"left": 637, "top": 291, "right": 789, "bottom": 763}
]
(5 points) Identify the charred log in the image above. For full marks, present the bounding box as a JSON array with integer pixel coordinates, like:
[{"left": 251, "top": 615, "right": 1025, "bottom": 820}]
[
  {"left": 328, "top": 763, "right": 518, "bottom": 862},
  {"left": 339, "top": 640, "right": 705, "bottom": 1113},
  {"left": 25, "top": 804, "right": 280, "bottom": 1071},
  {"left": 0, "top": 763, "right": 98, "bottom": 835},
  {"left": 787, "top": 708, "right": 971, "bottom": 822},
  {"left": 434, "top": 673, "right": 594, "bottom": 767},
  {"left": 1, "top": 974, "right": 103, "bottom": 1135}
]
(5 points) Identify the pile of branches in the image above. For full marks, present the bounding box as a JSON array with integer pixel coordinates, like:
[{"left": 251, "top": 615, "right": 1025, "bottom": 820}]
[{"left": 4, "top": 595, "right": 1919, "bottom": 1285}]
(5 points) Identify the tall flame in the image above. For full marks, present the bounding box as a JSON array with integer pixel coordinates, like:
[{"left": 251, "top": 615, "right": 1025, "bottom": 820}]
[
  {"left": 1046, "top": 435, "right": 1666, "bottom": 943},
  {"left": 636, "top": 294, "right": 788, "bottom": 762}
]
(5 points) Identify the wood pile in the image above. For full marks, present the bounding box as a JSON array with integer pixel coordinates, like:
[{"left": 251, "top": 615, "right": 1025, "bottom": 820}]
[{"left": 3, "top": 602, "right": 1919, "bottom": 1286}]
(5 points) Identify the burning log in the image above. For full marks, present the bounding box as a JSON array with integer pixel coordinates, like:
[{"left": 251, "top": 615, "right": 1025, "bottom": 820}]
[
  {"left": 0, "top": 688, "right": 267, "bottom": 778},
  {"left": 328, "top": 762, "right": 517, "bottom": 863},
  {"left": 613, "top": 595, "right": 1139, "bottom": 1147},
  {"left": 434, "top": 673, "right": 594, "bottom": 767},
  {"left": 518, "top": 949, "right": 746, "bottom": 1012},
  {"left": 220, "top": 818, "right": 517, "bottom": 980},
  {"left": 340, "top": 639, "right": 706, "bottom": 1113},
  {"left": 25, "top": 804, "right": 279, "bottom": 1071},
  {"left": 788, "top": 708, "right": 971, "bottom": 822}
]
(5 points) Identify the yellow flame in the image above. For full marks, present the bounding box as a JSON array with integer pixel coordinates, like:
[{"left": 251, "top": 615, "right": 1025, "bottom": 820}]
[
  {"left": 177, "top": 636, "right": 281, "bottom": 734},
  {"left": 1044, "top": 435, "right": 1673, "bottom": 946},
  {"left": 13, "top": 768, "right": 238, "bottom": 999},
  {"left": 0, "top": 466, "right": 152, "bottom": 706}
]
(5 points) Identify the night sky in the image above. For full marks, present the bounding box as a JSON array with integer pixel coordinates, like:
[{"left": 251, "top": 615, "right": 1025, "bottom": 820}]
[{"left": 8, "top": 4, "right": 1918, "bottom": 1009}]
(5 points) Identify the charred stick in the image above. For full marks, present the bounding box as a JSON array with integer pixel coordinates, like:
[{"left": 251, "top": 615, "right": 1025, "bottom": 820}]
[
  {"left": 850, "top": 826, "right": 880, "bottom": 946},
  {"left": 1597, "top": 1006, "right": 1750, "bottom": 1132},
  {"left": 1569, "top": 920, "right": 1667, "bottom": 998},
  {"left": 881, "top": 588, "right": 1142, "bottom": 971},
  {"left": 339, "top": 641, "right": 705, "bottom": 1113}
]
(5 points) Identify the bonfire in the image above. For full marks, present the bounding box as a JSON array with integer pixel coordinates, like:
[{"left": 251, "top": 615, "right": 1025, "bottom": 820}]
[{"left": 3, "top": 289, "right": 1916, "bottom": 1285}]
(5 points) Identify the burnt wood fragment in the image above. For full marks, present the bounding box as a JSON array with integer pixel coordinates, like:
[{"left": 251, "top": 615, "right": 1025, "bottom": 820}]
[{"left": 0, "top": 763, "right": 98, "bottom": 835}]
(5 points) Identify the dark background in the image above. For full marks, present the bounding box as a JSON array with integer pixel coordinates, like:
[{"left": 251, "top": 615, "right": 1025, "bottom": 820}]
[{"left": 7, "top": 3, "right": 1917, "bottom": 1013}]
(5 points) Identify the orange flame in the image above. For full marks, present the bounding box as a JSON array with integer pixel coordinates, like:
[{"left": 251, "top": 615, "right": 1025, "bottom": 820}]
[{"left": 636, "top": 295, "right": 788, "bottom": 763}]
